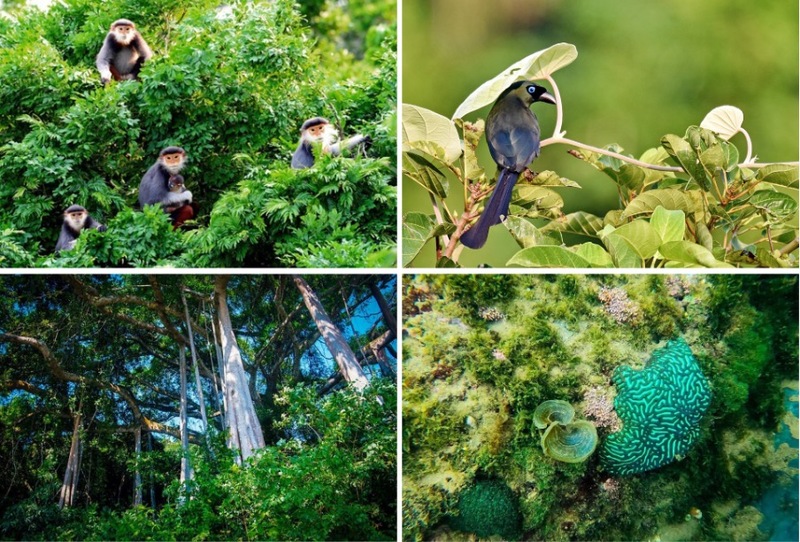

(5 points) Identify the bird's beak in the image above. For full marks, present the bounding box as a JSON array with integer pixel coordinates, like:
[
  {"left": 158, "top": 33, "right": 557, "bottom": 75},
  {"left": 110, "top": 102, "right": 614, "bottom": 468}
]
[{"left": 539, "top": 92, "right": 557, "bottom": 105}]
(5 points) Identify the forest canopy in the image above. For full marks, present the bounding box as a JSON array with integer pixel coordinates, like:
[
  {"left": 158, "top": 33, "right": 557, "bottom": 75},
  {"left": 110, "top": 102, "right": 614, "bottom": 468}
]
[
  {"left": 0, "top": 274, "right": 398, "bottom": 540},
  {"left": 0, "top": 0, "right": 397, "bottom": 268}
]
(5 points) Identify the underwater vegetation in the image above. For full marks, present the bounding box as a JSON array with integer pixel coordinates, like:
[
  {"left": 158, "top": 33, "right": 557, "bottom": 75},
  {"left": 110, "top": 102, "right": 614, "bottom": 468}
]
[
  {"left": 448, "top": 479, "right": 522, "bottom": 540},
  {"left": 402, "top": 274, "right": 798, "bottom": 542},
  {"left": 601, "top": 338, "right": 712, "bottom": 475},
  {"left": 534, "top": 400, "right": 598, "bottom": 463}
]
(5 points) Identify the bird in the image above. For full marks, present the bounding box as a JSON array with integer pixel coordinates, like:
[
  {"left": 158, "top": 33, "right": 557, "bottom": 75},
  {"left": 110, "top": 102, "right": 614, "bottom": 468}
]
[{"left": 460, "top": 81, "right": 556, "bottom": 249}]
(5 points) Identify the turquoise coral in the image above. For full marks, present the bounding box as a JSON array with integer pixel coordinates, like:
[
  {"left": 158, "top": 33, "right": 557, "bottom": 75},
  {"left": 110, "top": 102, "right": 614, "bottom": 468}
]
[{"left": 601, "top": 338, "right": 712, "bottom": 475}]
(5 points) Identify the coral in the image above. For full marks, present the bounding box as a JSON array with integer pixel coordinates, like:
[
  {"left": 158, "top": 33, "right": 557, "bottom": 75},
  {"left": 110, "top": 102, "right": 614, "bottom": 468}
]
[
  {"left": 598, "top": 286, "right": 641, "bottom": 325},
  {"left": 582, "top": 386, "right": 622, "bottom": 431},
  {"left": 601, "top": 338, "right": 712, "bottom": 476},
  {"left": 478, "top": 306, "right": 505, "bottom": 321},
  {"left": 448, "top": 479, "right": 522, "bottom": 540},
  {"left": 709, "top": 504, "right": 766, "bottom": 542},
  {"left": 665, "top": 276, "right": 691, "bottom": 299},
  {"left": 541, "top": 420, "right": 598, "bottom": 463},
  {"left": 600, "top": 477, "right": 620, "bottom": 500}
]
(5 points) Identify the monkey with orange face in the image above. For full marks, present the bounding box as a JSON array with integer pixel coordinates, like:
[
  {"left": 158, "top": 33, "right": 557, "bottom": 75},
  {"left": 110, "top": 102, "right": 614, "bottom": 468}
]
[
  {"left": 138, "top": 147, "right": 197, "bottom": 228},
  {"left": 54, "top": 205, "right": 106, "bottom": 253},
  {"left": 96, "top": 19, "right": 153, "bottom": 84},
  {"left": 291, "top": 117, "right": 370, "bottom": 169}
]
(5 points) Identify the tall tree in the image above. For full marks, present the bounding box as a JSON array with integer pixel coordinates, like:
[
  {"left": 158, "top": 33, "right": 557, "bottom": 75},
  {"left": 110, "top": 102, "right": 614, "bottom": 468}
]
[
  {"left": 293, "top": 275, "right": 369, "bottom": 391},
  {"left": 58, "top": 410, "right": 82, "bottom": 509},
  {"left": 214, "top": 276, "right": 265, "bottom": 464}
]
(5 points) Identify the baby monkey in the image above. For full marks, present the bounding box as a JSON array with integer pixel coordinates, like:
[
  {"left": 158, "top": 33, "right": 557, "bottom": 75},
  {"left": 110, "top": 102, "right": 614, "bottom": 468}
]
[{"left": 291, "top": 117, "right": 370, "bottom": 169}]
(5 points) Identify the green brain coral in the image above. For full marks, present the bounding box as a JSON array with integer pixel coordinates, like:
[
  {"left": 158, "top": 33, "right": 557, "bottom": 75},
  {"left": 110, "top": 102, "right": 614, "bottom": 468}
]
[
  {"left": 449, "top": 479, "right": 522, "bottom": 540},
  {"left": 601, "top": 338, "right": 712, "bottom": 476}
]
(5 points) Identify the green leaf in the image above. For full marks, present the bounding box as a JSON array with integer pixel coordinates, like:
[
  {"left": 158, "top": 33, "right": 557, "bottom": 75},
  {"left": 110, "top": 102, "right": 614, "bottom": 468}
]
[
  {"left": 650, "top": 206, "right": 685, "bottom": 244},
  {"left": 621, "top": 188, "right": 697, "bottom": 218},
  {"left": 540, "top": 211, "right": 604, "bottom": 238},
  {"left": 436, "top": 257, "right": 459, "bottom": 268},
  {"left": 402, "top": 213, "right": 436, "bottom": 266},
  {"left": 402, "top": 104, "right": 462, "bottom": 164},
  {"left": 532, "top": 170, "right": 582, "bottom": 188},
  {"left": 503, "top": 216, "right": 560, "bottom": 248},
  {"left": 452, "top": 43, "right": 577, "bottom": 119},
  {"left": 456, "top": 118, "right": 487, "bottom": 182},
  {"left": 659, "top": 241, "right": 734, "bottom": 268},
  {"left": 754, "top": 248, "right": 792, "bottom": 268},
  {"left": 573, "top": 242, "right": 614, "bottom": 267},
  {"left": 756, "top": 164, "right": 799, "bottom": 189},
  {"left": 700, "top": 105, "right": 744, "bottom": 140},
  {"left": 661, "top": 133, "right": 707, "bottom": 188},
  {"left": 507, "top": 246, "right": 593, "bottom": 268},
  {"left": 513, "top": 186, "right": 564, "bottom": 211},
  {"left": 403, "top": 153, "right": 449, "bottom": 198},
  {"left": 748, "top": 190, "right": 799, "bottom": 220}
]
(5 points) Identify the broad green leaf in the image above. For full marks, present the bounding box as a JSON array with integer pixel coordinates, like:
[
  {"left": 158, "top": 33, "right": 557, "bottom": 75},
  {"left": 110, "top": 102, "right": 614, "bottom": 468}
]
[
  {"left": 452, "top": 43, "right": 578, "bottom": 120},
  {"left": 601, "top": 220, "right": 661, "bottom": 267},
  {"left": 402, "top": 104, "right": 461, "bottom": 164},
  {"left": 695, "top": 221, "right": 714, "bottom": 251},
  {"left": 602, "top": 233, "right": 644, "bottom": 268},
  {"left": 403, "top": 153, "right": 449, "bottom": 198},
  {"left": 661, "top": 133, "right": 707, "bottom": 188},
  {"left": 659, "top": 241, "right": 734, "bottom": 268},
  {"left": 748, "top": 190, "right": 799, "bottom": 220},
  {"left": 402, "top": 212, "right": 436, "bottom": 266},
  {"left": 700, "top": 105, "right": 744, "bottom": 140},
  {"left": 531, "top": 170, "right": 581, "bottom": 188},
  {"left": 573, "top": 242, "right": 614, "bottom": 267},
  {"left": 504, "top": 216, "right": 550, "bottom": 248},
  {"left": 456, "top": 119, "right": 487, "bottom": 182},
  {"left": 650, "top": 206, "right": 685, "bottom": 244},
  {"left": 603, "top": 210, "right": 625, "bottom": 227},
  {"left": 756, "top": 164, "right": 799, "bottom": 189},
  {"left": 755, "top": 247, "right": 792, "bottom": 268},
  {"left": 540, "top": 211, "right": 604, "bottom": 238},
  {"left": 507, "top": 246, "right": 593, "bottom": 268},
  {"left": 431, "top": 223, "right": 457, "bottom": 238},
  {"left": 436, "top": 257, "right": 459, "bottom": 268},
  {"left": 621, "top": 188, "right": 697, "bottom": 218},
  {"left": 514, "top": 186, "right": 563, "bottom": 210}
]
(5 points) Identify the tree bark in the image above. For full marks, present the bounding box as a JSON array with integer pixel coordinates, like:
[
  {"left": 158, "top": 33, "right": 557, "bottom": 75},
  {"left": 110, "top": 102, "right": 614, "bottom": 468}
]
[
  {"left": 368, "top": 278, "right": 397, "bottom": 339},
  {"left": 58, "top": 411, "right": 82, "bottom": 509},
  {"left": 214, "top": 276, "right": 265, "bottom": 464},
  {"left": 182, "top": 290, "right": 208, "bottom": 433},
  {"left": 179, "top": 346, "right": 193, "bottom": 487},
  {"left": 134, "top": 426, "right": 142, "bottom": 506},
  {"left": 293, "top": 275, "right": 369, "bottom": 391}
]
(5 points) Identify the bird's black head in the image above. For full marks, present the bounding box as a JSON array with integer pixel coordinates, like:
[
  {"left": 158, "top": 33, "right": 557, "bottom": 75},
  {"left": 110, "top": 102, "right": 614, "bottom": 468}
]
[{"left": 523, "top": 82, "right": 556, "bottom": 105}]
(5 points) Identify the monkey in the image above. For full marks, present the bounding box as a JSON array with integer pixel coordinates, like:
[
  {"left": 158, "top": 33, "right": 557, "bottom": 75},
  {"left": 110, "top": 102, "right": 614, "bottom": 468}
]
[
  {"left": 138, "top": 147, "right": 198, "bottom": 228},
  {"left": 96, "top": 19, "right": 153, "bottom": 85},
  {"left": 291, "top": 117, "right": 370, "bottom": 169},
  {"left": 54, "top": 204, "right": 107, "bottom": 253}
]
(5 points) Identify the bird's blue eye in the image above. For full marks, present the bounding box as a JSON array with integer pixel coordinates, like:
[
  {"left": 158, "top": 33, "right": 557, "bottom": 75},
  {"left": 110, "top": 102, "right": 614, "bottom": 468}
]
[{"left": 527, "top": 85, "right": 536, "bottom": 95}]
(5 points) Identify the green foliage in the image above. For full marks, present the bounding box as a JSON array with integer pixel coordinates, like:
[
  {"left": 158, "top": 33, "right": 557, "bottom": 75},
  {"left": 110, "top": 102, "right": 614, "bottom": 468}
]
[
  {"left": 402, "top": 46, "right": 798, "bottom": 268},
  {"left": 0, "top": 0, "right": 396, "bottom": 268},
  {"left": 449, "top": 479, "right": 522, "bottom": 540}
]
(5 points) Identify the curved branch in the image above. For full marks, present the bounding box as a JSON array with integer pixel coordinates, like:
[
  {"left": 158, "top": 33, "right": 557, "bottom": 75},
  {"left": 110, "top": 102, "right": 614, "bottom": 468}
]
[{"left": 544, "top": 75, "right": 565, "bottom": 138}]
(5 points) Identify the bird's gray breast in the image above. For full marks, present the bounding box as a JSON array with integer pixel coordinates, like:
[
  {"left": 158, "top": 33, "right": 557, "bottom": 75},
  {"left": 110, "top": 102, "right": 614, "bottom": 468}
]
[{"left": 486, "top": 101, "right": 540, "bottom": 172}]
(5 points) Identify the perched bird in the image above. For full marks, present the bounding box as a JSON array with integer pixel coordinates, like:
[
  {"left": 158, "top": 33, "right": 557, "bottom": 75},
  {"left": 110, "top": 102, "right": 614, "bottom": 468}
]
[{"left": 460, "top": 81, "right": 556, "bottom": 249}]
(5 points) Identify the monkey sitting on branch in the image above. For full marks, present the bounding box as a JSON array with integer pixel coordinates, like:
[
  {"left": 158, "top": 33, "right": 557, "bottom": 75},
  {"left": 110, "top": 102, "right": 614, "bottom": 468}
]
[
  {"left": 291, "top": 117, "right": 370, "bottom": 169},
  {"left": 138, "top": 147, "right": 198, "bottom": 228},
  {"left": 54, "top": 205, "right": 107, "bottom": 253},
  {"left": 96, "top": 19, "right": 153, "bottom": 85}
]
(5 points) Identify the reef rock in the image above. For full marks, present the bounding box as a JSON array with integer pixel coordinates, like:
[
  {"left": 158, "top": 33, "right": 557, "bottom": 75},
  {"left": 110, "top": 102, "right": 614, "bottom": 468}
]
[{"left": 601, "top": 338, "right": 712, "bottom": 475}]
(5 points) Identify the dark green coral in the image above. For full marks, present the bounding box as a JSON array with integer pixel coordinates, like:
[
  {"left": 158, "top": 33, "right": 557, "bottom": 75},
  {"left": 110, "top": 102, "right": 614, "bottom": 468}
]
[
  {"left": 449, "top": 479, "right": 522, "bottom": 540},
  {"left": 601, "top": 338, "right": 712, "bottom": 475}
]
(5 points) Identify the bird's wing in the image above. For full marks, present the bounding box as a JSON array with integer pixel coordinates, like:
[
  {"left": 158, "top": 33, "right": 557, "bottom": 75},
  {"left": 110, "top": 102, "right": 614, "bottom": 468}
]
[{"left": 508, "top": 125, "right": 540, "bottom": 170}]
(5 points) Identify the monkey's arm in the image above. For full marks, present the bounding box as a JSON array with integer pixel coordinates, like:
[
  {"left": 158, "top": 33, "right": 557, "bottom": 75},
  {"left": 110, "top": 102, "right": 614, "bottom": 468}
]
[
  {"left": 96, "top": 37, "right": 115, "bottom": 84},
  {"left": 86, "top": 217, "right": 107, "bottom": 232},
  {"left": 162, "top": 189, "right": 193, "bottom": 208},
  {"left": 134, "top": 34, "right": 153, "bottom": 66},
  {"left": 326, "top": 134, "right": 370, "bottom": 156}
]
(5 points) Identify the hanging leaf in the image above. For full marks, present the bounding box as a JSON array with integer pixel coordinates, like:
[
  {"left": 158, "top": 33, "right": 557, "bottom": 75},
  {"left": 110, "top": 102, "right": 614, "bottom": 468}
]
[
  {"left": 756, "top": 164, "right": 799, "bottom": 189},
  {"left": 659, "top": 241, "right": 734, "bottom": 268},
  {"left": 507, "top": 245, "right": 592, "bottom": 268},
  {"left": 540, "top": 211, "right": 604, "bottom": 238},
  {"left": 503, "top": 216, "right": 560, "bottom": 248},
  {"left": 748, "top": 191, "right": 799, "bottom": 221},
  {"left": 402, "top": 104, "right": 462, "bottom": 164},
  {"left": 573, "top": 243, "right": 614, "bottom": 267},
  {"left": 452, "top": 43, "right": 578, "bottom": 120},
  {"left": 402, "top": 213, "right": 436, "bottom": 266},
  {"left": 403, "top": 153, "right": 449, "bottom": 198},
  {"left": 650, "top": 206, "right": 685, "bottom": 244},
  {"left": 621, "top": 188, "right": 698, "bottom": 218},
  {"left": 700, "top": 105, "right": 744, "bottom": 140}
]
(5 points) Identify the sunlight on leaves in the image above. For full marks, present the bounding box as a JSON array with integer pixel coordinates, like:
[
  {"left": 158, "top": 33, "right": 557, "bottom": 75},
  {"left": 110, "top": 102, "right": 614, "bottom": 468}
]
[
  {"left": 402, "top": 104, "right": 462, "bottom": 164},
  {"left": 700, "top": 105, "right": 744, "bottom": 140}
]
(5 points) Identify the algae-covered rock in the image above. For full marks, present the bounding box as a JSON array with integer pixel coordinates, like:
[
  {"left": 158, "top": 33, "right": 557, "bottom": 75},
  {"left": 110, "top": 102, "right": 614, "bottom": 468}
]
[
  {"left": 533, "top": 399, "right": 575, "bottom": 429},
  {"left": 449, "top": 479, "right": 522, "bottom": 540},
  {"left": 541, "top": 420, "right": 598, "bottom": 463},
  {"left": 601, "top": 338, "right": 712, "bottom": 475}
]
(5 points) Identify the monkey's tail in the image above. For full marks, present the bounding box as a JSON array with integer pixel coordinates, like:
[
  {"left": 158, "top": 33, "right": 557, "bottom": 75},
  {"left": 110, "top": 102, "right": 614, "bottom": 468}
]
[{"left": 460, "top": 168, "right": 519, "bottom": 249}]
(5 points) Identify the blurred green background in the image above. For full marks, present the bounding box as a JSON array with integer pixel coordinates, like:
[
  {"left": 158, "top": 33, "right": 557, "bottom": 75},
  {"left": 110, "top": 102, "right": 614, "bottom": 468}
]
[{"left": 403, "top": 0, "right": 799, "bottom": 267}]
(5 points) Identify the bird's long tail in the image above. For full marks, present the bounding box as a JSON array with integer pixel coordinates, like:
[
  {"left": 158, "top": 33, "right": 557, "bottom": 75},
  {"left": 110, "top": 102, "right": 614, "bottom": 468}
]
[{"left": 460, "top": 168, "right": 519, "bottom": 249}]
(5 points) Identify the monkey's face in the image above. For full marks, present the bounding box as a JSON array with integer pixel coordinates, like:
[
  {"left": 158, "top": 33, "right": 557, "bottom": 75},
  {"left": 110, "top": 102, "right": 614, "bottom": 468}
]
[
  {"left": 111, "top": 24, "right": 136, "bottom": 45},
  {"left": 65, "top": 210, "right": 88, "bottom": 231},
  {"left": 305, "top": 123, "right": 339, "bottom": 147},
  {"left": 168, "top": 176, "right": 185, "bottom": 192},
  {"left": 160, "top": 152, "right": 186, "bottom": 175}
]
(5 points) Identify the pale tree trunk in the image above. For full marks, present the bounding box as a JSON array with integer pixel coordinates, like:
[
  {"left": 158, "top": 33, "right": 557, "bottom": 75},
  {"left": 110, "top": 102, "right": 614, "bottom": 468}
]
[
  {"left": 368, "top": 278, "right": 397, "bottom": 338},
  {"left": 182, "top": 291, "right": 208, "bottom": 433},
  {"left": 58, "top": 411, "right": 82, "bottom": 509},
  {"left": 147, "top": 433, "right": 156, "bottom": 508},
  {"left": 133, "top": 426, "right": 142, "bottom": 506},
  {"left": 214, "top": 275, "right": 265, "bottom": 465},
  {"left": 293, "top": 275, "right": 369, "bottom": 391},
  {"left": 179, "top": 346, "right": 193, "bottom": 487}
]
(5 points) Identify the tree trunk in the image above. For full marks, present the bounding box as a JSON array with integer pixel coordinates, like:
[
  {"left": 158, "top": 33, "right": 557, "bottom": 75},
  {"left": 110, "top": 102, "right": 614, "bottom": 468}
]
[
  {"left": 133, "top": 426, "right": 142, "bottom": 506},
  {"left": 58, "top": 411, "right": 82, "bottom": 509},
  {"left": 182, "top": 291, "right": 208, "bottom": 433},
  {"left": 293, "top": 275, "right": 369, "bottom": 391},
  {"left": 179, "top": 346, "right": 193, "bottom": 487},
  {"left": 214, "top": 275, "right": 265, "bottom": 464},
  {"left": 368, "top": 278, "right": 397, "bottom": 339},
  {"left": 147, "top": 432, "right": 156, "bottom": 508}
]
